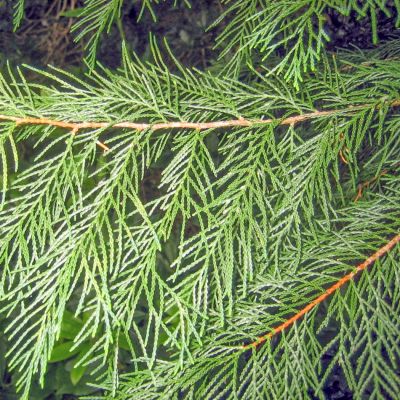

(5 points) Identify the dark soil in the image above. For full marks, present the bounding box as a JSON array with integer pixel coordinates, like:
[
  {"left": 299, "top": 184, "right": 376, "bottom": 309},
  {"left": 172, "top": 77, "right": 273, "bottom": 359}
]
[{"left": 325, "top": 2, "right": 399, "bottom": 50}]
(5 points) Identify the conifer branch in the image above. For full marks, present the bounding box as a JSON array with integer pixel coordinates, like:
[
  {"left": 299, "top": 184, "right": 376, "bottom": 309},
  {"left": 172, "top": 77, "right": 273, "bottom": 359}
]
[
  {"left": 242, "top": 233, "right": 400, "bottom": 350},
  {"left": 1, "top": 99, "right": 399, "bottom": 135},
  {"left": 2, "top": 5, "right": 400, "bottom": 396}
]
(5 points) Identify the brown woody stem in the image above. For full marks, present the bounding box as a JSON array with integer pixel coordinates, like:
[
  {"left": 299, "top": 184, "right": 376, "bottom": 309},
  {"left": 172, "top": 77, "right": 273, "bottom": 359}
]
[
  {"left": 1, "top": 99, "right": 399, "bottom": 135},
  {"left": 242, "top": 233, "right": 400, "bottom": 350}
]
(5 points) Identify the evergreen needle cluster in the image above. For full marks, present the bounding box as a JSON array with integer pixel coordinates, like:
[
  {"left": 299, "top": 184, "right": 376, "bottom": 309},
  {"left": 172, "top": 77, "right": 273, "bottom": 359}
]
[{"left": 0, "top": 1, "right": 399, "bottom": 399}]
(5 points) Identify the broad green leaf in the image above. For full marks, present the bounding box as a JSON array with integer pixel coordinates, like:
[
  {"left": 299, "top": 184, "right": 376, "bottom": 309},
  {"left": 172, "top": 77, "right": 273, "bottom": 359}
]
[
  {"left": 59, "top": 7, "right": 85, "bottom": 18},
  {"left": 49, "top": 342, "right": 81, "bottom": 363},
  {"left": 60, "top": 310, "right": 84, "bottom": 340},
  {"left": 70, "top": 343, "right": 91, "bottom": 385}
]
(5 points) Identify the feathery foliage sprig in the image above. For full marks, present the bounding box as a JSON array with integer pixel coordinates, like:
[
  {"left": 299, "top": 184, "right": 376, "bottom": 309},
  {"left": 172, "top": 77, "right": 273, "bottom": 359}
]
[{"left": 212, "top": 0, "right": 400, "bottom": 86}]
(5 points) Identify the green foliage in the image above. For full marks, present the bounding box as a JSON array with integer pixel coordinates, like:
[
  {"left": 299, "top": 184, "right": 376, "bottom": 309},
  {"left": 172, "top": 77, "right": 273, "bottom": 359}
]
[
  {"left": 1, "top": 1, "right": 400, "bottom": 399},
  {"left": 212, "top": 0, "right": 400, "bottom": 86},
  {"left": 71, "top": 0, "right": 125, "bottom": 68}
]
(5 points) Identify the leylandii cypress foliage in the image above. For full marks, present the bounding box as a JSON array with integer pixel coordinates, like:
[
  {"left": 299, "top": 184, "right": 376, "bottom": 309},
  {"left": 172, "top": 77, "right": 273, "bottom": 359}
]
[{"left": 0, "top": 0, "right": 400, "bottom": 399}]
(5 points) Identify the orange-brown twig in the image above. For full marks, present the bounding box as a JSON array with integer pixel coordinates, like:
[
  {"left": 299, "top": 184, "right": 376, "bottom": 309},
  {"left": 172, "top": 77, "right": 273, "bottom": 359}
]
[
  {"left": 70, "top": 126, "right": 111, "bottom": 150},
  {"left": 1, "top": 100, "right": 399, "bottom": 157},
  {"left": 3, "top": 100, "right": 399, "bottom": 152},
  {"left": 354, "top": 162, "right": 400, "bottom": 202},
  {"left": 338, "top": 132, "right": 350, "bottom": 164},
  {"left": 339, "top": 148, "right": 349, "bottom": 164},
  {"left": 8, "top": 117, "right": 110, "bottom": 151},
  {"left": 0, "top": 110, "right": 345, "bottom": 131},
  {"left": 242, "top": 233, "right": 400, "bottom": 350},
  {"left": 354, "top": 170, "right": 388, "bottom": 202},
  {"left": 1, "top": 99, "right": 400, "bottom": 135}
]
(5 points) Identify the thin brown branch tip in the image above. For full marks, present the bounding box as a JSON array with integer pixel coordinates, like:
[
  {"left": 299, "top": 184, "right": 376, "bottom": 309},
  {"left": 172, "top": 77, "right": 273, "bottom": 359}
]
[{"left": 242, "top": 233, "right": 400, "bottom": 350}]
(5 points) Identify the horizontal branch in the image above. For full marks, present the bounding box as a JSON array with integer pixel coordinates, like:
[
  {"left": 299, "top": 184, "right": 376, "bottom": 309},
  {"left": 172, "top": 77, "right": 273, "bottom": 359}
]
[
  {"left": 0, "top": 99, "right": 399, "bottom": 137},
  {"left": 242, "top": 233, "right": 400, "bottom": 350}
]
